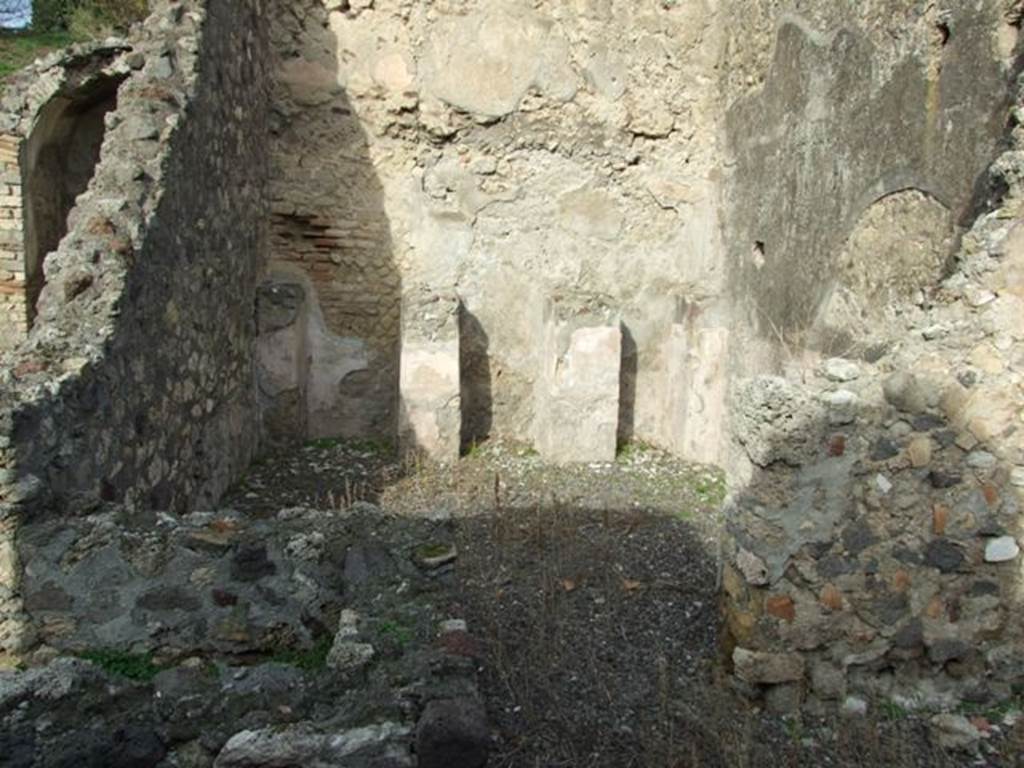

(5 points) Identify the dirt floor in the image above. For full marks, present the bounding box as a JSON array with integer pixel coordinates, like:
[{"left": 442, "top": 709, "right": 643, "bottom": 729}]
[{"left": 221, "top": 438, "right": 1024, "bottom": 768}]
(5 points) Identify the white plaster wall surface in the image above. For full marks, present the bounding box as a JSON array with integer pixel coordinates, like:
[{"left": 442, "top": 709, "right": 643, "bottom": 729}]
[
  {"left": 399, "top": 346, "right": 460, "bottom": 460},
  {"left": 270, "top": 0, "right": 726, "bottom": 448},
  {"left": 535, "top": 323, "right": 623, "bottom": 464}
]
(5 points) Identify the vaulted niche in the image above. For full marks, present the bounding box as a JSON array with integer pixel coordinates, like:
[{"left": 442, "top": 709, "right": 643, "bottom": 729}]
[{"left": 22, "top": 73, "right": 124, "bottom": 324}]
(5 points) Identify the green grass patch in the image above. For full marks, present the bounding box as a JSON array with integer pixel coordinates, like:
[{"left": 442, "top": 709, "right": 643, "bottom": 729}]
[
  {"left": 880, "top": 699, "right": 910, "bottom": 721},
  {"left": 349, "top": 437, "right": 393, "bottom": 456},
  {"left": 306, "top": 436, "right": 393, "bottom": 456},
  {"left": 958, "top": 696, "right": 1024, "bottom": 722},
  {"left": 415, "top": 541, "right": 454, "bottom": 560},
  {"left": 783, "top": 715, "right": 804, "bottom": 743},
  {"left": 269, "top": 634, "right": 332, "bottom": 672},
  {"left": 616, "top": 439, "right": 658, "bottom": 461},
  {"left": 378, "top": 620, "right": 413, "bottom": 647},
  {"left": 693, "top": 473, "right": 727, "bottom": 506},
  {"left": 306, "top": 436, "right": 345, "bottom": 450},
  {"left": 0, "top": 31, "right": 78, "bottom": 79},
  {"left": 77, "top": 649, "right": 164, "bottom": 681},
  {"left": 673, "top": 506, "right": 695, "bottom": 522}
]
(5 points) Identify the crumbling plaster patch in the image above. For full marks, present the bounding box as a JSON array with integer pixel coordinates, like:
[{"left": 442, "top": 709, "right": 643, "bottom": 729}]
[{"left": 723, "top": 1, "right": 1009, "bottom": 349}]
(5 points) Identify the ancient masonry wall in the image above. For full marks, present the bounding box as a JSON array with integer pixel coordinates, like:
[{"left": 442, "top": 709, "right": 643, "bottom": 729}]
[
  {"left": 0, "top": 41, "right": 130, "bottom": 354},
  {"left": 0, "top": 0, "right": 271, "bottom": 654},
  {"left": 265, "top": 0, "right": 726, "bottom": 450},
  {"left": 719, "top": 0, "right": 1024, "bottom": 711},
  {"left": 723, "top": 207, "right": 1024, "bottom": 711}
]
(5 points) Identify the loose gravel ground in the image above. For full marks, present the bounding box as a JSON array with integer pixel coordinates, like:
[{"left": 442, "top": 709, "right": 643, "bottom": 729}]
[{"left": 220, "top": 438, "right": 1023, "bottom": 768}]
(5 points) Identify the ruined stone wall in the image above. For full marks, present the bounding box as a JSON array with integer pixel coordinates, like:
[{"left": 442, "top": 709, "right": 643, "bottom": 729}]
[
  {"left": 718, "top": 0, "right": 1024, "bottom": 712},
  {"left": 0, "top": 0, "right": 271, "bottom": 656},
  {"left": 267, "top": 0, "right": 725, "bottom": 448},
  {"left": 0, "top": 42, "right": 130, "bottom": 354},
  {"left": 723, "top": 206, "right": 1024, "bottom": 711},
  {"left": 0, "top": 1, "right": 270, "bottom": 516},
  {"left": 0, "top": 0, "right": 1016, "bottom": 709}
]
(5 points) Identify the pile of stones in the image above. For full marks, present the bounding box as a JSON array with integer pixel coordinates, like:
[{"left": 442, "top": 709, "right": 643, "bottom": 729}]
[{"left": 1, "top": 503, "right": 489, "bottom": 767}]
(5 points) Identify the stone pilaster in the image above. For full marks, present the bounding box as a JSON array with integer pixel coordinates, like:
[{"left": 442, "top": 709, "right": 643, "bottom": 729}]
[
  {"left": 666, "top": 299, "right": 730, "bottom": 465},
  {"left": 399, "top": 286, "right": 461, "bottom": 464},
  {"left": 534, "top": 293, "right": 621, "bottom": 463}
]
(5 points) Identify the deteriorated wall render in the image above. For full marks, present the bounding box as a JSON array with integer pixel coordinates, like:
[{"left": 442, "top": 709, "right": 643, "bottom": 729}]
[
  {"left": 266, "top": 0, "right": 726, "bottom": 450},
  {"left": 718, "top": 0, "right": 1024, "bottom": 711},
  {"left": 721, "top": 0, "right": 1015, "bottom": 365}
]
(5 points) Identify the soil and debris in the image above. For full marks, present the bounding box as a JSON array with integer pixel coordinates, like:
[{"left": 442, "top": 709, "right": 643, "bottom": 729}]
[{"left": 3, "top": 439, "right": 1022, "bottom": 767}]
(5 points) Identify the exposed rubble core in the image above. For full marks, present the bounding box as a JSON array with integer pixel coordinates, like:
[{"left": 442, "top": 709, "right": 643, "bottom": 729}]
[
  {"left": 719, "top": 0, "right": 1024, "bottom": 712},
  {"left": 0, "top": 42, "right": 129, "bottom": 352},
  {"left": 0, "top": 0, "right": 270, "bottom": 521},
  {"left": 0, "top": 0, "right": 1023, "bottom": 764},
  {"left": 0, "top": 0, "right": 271, "bottom": 658},
  {"left": 723, "top": 137, "right": 1024, "bottom": 713}
]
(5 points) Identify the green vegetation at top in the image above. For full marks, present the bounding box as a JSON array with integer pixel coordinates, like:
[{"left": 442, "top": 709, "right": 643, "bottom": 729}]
[
  {"left": 0, "top": 1, "right": 150, "bottom": 79},
  {"left": 30, "top": 0, "right": 147, "bottom": 36},
  {"left": 0, "top": 29, "right": 74, "bottom": 77}
]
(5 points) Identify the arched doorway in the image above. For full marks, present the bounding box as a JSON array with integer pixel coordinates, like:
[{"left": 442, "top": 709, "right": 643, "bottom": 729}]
[{"left": 22, "top": 73, "right": 124, "bottom": 324}]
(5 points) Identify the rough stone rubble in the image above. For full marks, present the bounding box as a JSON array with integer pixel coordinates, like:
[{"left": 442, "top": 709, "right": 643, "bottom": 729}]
[
  {"left": 0, "top": 1, "right": 1019, "bottom": 761},
  {"left": 723, "top": 81, "right": 1024, "bottom": 711},
  {"left": 1, "top": 504, "right": 490, "bottom": 768}
]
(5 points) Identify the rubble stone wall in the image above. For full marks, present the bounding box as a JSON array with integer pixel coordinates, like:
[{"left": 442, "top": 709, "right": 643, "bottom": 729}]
[
  {"left": 719, "top": 0, "right": 1024, "bottom": 712},
  {"left": 0, "top": 43, "right": 128, "bottom": 353},
  {"left": 0, "top": 0, "right": 272, "bottom": 656},
  {"left": 0, "top": 0, "right": 271, "bottom": 518}
]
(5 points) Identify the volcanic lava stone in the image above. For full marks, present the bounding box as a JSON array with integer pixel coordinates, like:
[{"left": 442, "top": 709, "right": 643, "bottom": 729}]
[
  {"left": 924, "top": 539, "right": 965, "bottom": 573},
  {"left": 416, "top": 698, "right": 489, "bottom": 768},
  {"left": 928, "top": 470, "right": 962, "bottom": 489}
]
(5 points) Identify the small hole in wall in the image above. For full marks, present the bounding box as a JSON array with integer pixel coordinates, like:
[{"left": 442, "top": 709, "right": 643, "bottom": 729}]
[
  {"left": 752, "top": 240, "right": 766, "bottom": 270},
  {"left": 99, "top": 478, "right": 117, "bottom": 502},
  {"left": 936, "top": 21, "right": 951, "bottom": 46}
]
